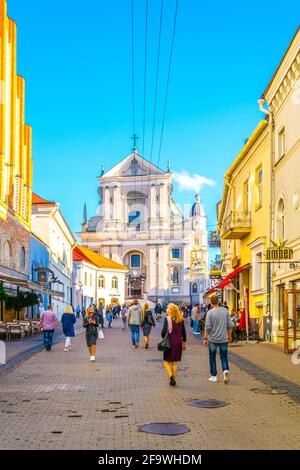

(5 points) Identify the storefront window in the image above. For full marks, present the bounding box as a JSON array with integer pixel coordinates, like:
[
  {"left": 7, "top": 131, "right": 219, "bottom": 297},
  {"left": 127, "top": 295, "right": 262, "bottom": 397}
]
[{"left": 278, "top": 284, "right": 285, "bottom": 330}]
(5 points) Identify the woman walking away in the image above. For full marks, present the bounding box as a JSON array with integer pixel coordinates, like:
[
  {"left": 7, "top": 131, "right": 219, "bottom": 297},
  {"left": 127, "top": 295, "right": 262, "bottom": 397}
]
[
  {"left": 141, "top": 303, "right": 155, "bottom": 349},
  {"left": 161, "top": 304, "right": 187, "bottom": 386},
  {"left": 61, "top": 305, "right": 76, "bottom": 351},
  {"left": 121, "top": 304, "right": 128, "bottom": 331},
  {"left": 41, "top": 305, "right": 58, "bottom": 352},
  {"left": 83, "top": 307, "right": 99, "bottom": 362},
  {"left": 127, "top": 299, "right": 142, "bottom": 348}
]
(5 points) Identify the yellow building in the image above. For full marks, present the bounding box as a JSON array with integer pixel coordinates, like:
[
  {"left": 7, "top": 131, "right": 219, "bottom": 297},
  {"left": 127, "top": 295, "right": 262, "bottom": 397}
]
[
  {"left": 218, "top": 120, "right": 270, "bottom": 339},
  {"left": 0, "top": 0, "right": 33, "bottom": 318}
]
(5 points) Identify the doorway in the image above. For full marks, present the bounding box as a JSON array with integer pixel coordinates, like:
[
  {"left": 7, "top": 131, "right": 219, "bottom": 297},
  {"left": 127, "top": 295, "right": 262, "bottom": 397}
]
[{"left": 284, "top": 290, "right": 300, "bottom": 354}]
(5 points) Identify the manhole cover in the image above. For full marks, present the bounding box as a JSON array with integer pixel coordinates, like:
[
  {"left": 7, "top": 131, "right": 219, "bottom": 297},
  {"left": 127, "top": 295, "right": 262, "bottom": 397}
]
[
  {"left": 146, "top": 359, "right": 162, "bottom": 363},
  {"left": 250, "top": 388, "right": 288, "bottom": 395},
  {"left": 140, "top": 423, "right": 190, "bottom": 435},
  {"left": 189, "top": 399, "right": 227, "bottom": 409}
]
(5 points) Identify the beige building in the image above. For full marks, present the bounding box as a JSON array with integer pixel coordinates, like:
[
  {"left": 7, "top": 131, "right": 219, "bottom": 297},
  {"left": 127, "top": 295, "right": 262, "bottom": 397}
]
[
  {"left": 31, "top": 194, "right": 76, "bottom": 319},
  {"left": 262, "top": 27, "right": 300, "bottom": 352}
]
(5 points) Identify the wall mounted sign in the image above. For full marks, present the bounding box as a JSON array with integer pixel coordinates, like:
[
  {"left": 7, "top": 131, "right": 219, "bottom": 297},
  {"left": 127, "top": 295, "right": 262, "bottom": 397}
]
[{"left": 265, "top": 240, "right": 293, "bottom": 261}]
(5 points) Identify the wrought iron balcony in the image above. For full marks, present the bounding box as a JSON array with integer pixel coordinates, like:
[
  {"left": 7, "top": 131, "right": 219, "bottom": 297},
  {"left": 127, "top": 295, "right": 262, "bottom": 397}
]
[{"left": 220, "top": 212, "right": 251, "bottom": 240}]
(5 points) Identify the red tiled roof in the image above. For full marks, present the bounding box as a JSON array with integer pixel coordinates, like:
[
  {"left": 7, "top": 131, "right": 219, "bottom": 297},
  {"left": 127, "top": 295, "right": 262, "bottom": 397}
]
[{"left": 32, "top": 193, "right": 56, "bottom": 205}]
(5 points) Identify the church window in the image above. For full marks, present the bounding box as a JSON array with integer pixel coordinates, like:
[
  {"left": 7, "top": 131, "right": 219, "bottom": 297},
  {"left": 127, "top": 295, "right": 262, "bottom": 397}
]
[
  {"left": 192, "top": 283, "right": 198, "bottom": 294},
  {"left": 171, "top": 248, "right": 181, "bottom": 259},
  {"left": 112, "top": 276, "right": 118, "bottom": 289},
  {"left": 131, "top": 254, "right": 141, "bottom": 268}
]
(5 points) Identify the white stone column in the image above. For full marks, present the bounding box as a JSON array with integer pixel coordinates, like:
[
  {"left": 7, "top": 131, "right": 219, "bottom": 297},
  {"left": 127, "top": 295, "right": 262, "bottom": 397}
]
[{"left": 104, "top": 188, "right": 110, "bottom": 220}]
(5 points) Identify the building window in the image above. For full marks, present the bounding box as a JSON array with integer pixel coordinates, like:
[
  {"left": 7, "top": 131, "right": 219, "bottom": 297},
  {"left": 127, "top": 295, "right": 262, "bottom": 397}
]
[
  {"left": 98, "top": 275, "right": 105, "bottom": 289},
  {"left": 171, "top": 267, "right": 180, "bottom": 285},
  {"left": 278, "top": 284, "right": 285, "bottom": 330},
  {"left": 131, "top": 254, "right": 141, "bottom": 268},
  {"left": 192, "top": 283, "right": 198, "bottom": 294},
  {"left": 255, "top": 166, "right": 263, "bottom": 210},
  {"left": 90, "top": 274, "right": 92, "bottom": 287},
  {"left": 112, "top": 276, "right": 118, "bottom": 289},
  {"left": 20, "top": 247, "right": 26, "bottom": 270},
  {"left": 171, "top": 248, "right": 181, "bottom": 259},
  {"left": 278, "top": 127, "right": 286, "bottom": 160},
  {"left": 84, "top": 272, "right": 87, "bottom": 285},
  {"left": 277, "top": 199, "right": 285, "bottom": 240},
  {"left": 244, "top": 179, "right": 249, "bottom": 212},
  {"left": 3, "top": 241, "right": 11, "bottom": 265},
  {"left": 128, "top": 210, "right": 140, "bottom": 227}
]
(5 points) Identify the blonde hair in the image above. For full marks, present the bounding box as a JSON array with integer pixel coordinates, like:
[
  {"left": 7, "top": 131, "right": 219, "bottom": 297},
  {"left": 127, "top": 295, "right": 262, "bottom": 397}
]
[
  {"left": 167, "top": 303, "right": 183, "bottom": 324},
  {"left": 87, "top": 307, "right": 94, "bottom": 317},
  {"left": 142, "top": 303, "right": 149, "bottom": 322},
  {"left": 64, "top": 305, "right": 73, "bottom": 314}
]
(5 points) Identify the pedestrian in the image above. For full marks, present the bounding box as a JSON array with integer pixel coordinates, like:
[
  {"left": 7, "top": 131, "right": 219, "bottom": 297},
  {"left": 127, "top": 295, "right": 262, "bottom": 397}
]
[
  {"left": 112, "top": 304, "right": 118, "bottom": 319},
  {"left": 40, "top": 305, "right": 59, "bottom": 352},
  {"left": 121, "top": 304, "right": 128, "bottom": 331},
  {"left": 155, "top": 302, "right": 163, "bottom": 322},
  {"left": 141, "top": 303, "right": 155, "bottom": 349},
  {"left": 127, "top": 299, "right": 142, "bottom": 349},
  {"left": 161, "top": 303, "right": 187, "bottom": 386},
  {"left": 98, "top": 304, "right": 104, "bottom": 329},
  {"left": 83, "top": 306, "right": 99, "bottom": 362},
  {"left": 81, "top": 307, "right": 86, "bottom": 319},
  {"left": 193, "top": 305, "right": 201, "bottom": 335},
  {"left": 61, "top": 305, "right": 76, "bottom": 351},
  {"left": 106, "top": 306, "right": 113, "bottom": 328},
  {"left": 203, "top": 294, "right": 233, "bottom": 384},
  {"left": 75, "top": 304, "right": 81, "bottom": 319}
]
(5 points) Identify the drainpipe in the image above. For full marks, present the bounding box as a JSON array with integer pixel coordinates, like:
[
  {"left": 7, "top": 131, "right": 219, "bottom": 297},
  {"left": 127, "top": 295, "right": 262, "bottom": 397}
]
[{"left": 258, "top": 98, "right": 275, "bottom": 341}]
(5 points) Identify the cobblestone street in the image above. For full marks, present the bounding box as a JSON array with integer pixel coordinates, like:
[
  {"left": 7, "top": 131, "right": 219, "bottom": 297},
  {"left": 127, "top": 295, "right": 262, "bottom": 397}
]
[{"left": 0, "top": 318, "right": 299, "bottom": 450}]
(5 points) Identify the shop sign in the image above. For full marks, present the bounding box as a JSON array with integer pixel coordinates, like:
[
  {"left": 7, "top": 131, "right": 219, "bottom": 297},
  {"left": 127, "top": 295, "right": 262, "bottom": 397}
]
[{"left": 265, "top": 240, "right": 293, "bottom": 261}]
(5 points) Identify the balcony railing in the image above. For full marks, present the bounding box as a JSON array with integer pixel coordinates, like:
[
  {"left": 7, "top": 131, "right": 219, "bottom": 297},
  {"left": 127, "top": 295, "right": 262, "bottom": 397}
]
[{"left": 220, "top": 212, "right": 251, "bottom": 239}]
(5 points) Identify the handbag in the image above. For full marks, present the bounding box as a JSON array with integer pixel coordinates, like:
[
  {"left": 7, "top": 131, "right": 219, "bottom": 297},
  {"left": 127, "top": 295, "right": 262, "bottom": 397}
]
[
  {"left": 157, "top": 318, "right": 171, "bottom": 352},
  {"left": 98, "top": 327, "right": 104, "bottom": 340}
]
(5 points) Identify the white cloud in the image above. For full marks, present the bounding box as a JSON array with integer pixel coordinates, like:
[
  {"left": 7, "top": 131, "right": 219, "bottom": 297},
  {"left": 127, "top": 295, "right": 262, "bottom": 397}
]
[{"left": 173, "top": 170, "right": 216, "bottom": 193}]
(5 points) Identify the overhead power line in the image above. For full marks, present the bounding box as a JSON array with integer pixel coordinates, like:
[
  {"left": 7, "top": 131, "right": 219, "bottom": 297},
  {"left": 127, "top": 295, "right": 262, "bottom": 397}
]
[{"left": 156, "top": 0, "right": 179, "bottom": 174}]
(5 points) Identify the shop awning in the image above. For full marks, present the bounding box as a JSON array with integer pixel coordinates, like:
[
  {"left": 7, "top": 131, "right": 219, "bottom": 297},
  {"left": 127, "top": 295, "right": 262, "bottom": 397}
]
[{"left": 209, "top": 263, "right": 250, "bottom": 293}]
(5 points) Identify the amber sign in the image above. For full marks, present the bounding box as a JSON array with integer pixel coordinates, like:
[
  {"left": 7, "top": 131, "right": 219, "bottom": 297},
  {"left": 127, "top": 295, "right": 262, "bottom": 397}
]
[{"left": 265, "top": 240, "right": 293, "bottom": 261}]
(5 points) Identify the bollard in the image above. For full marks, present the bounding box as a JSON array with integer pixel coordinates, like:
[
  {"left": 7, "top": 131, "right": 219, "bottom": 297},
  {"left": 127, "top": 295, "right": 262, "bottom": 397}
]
[{"left": 0, "top": 340, "right": 6, "bottom": 365}]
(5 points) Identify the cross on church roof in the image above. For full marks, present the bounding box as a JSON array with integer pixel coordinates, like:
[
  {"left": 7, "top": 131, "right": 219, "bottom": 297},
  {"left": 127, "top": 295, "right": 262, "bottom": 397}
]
[{"left": 131, "top": 134, "right": 139, "bottom": 151}]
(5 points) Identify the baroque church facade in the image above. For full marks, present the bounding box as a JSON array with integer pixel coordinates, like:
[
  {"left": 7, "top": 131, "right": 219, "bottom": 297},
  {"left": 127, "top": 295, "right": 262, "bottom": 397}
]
[{"left": 78, "top": 148, "right": 209, "bottom": 305}]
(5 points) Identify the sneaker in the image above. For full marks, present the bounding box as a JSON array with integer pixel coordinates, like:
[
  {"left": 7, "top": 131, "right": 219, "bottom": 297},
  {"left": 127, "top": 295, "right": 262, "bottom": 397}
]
[
  {"left": 145, "top": 343, "right": 149, "bottom": 349},
  {"left": 68, "top": 346, "right": 72, "bottom": 351},
  {"left": 90, "top": 356, "right": 95, "bottom": 362},
  {"left": 209, "top": 376, "right": 218, "bottom": 382},
  {"left": 223, "top": 370, "right": 230, "bottom": 384},
  {"left": 64, "top": 347, "right": 68, "bottom": 352}
]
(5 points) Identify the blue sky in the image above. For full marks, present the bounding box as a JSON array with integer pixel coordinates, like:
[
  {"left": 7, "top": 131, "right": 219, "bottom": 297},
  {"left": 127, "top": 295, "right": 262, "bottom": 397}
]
[{"left": 8, "top": 0, "right": 300, "bottom": 236}]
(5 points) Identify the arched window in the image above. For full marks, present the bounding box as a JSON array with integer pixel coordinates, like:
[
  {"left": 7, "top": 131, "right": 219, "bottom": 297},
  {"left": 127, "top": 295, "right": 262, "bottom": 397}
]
[
  {"left": 277, "top": 199, "right": 285, "bottom": 240},
  {"left": 171, "top": 267, "right": 179, "bottom": 285},
  {"left": 192, "top": 283, "right": 198, "bottom": 294},
  {"left": 20, "top": 247, "right": 26, "bottom": 270},
  {"left": 112, "top": 276, "right": 118, "bottom": 289},
  {"left": 98, "top": 275, "right": 105, "bottom": 289}
]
